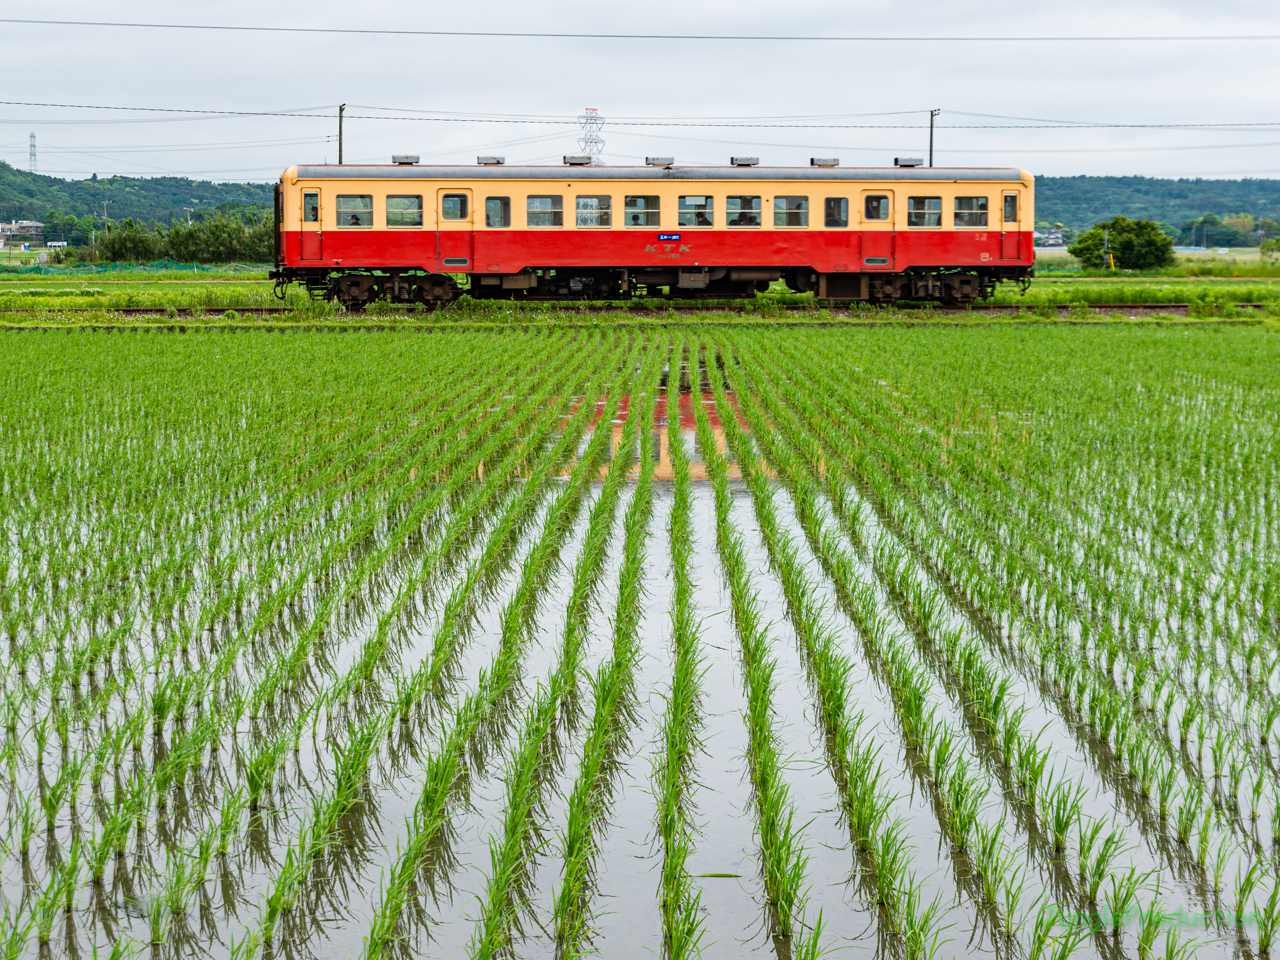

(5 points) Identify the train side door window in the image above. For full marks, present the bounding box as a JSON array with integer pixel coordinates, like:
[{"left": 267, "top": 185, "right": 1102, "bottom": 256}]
[
  {"left": 624, "top": 195, "right": 660, "bottom": 227},
  {"left": 336, "top": 195, "right": 373, "bottom": 227},
  {"left": 303, "top": 191, "right": 319, "bottom": 223},
  {"left": 954, "top": 196, "right": 988, "bottom": 228},
  {"left": 678, "top": 196, "right": 714, "bottom": 227},
  {"left": 906, "top": 197, "right": 942, "bottom": 228},
  {"left": 441, "top": 194, "right": 469, "bottom": 220},
  {"left": 576, "top": 195, "right": 612, "bottom": 227},
  {"left": 485, "top": 197, "right": 511, "bottom": 227},
  {"left": 726, "top": 196, "right": 761, "bottom": 227},
  {"left": 527, "top": 196, "right": 563, "bottom": 227},
  {"left": 386, "top": 195, "right": 423, "bottom": 228},
  {"left": 824, "top": 198, "right": 848, "bottom": 227},
  {"left": 1004, "top": 194, "right": 1019, "bottom": 222},
  {"left": 774, "top": 196, "right": 809, "bottom": 227},
  {"left": 863, "top": 195, "right": 890, "bottom": 222}
]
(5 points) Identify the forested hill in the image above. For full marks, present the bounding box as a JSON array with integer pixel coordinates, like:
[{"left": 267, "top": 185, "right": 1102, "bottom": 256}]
[
  {"left": 5, "top": 161, "right": 1280, "bottom": 233},
  {"left": 1034, "top": 176, "right": 1280, "bottom": 231},
  {"left": 0, "top": 162, "right": 273, "bottom": 223}
]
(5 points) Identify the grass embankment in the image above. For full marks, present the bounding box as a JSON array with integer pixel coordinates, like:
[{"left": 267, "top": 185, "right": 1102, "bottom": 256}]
[{"left": 1, "top": 275, "right": 1280, "bottom": 325}]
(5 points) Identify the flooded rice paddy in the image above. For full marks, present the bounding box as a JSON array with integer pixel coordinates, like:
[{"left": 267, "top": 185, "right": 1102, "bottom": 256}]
[{"left": 1, "top": 325, "right": 1278, "bottom": 960}]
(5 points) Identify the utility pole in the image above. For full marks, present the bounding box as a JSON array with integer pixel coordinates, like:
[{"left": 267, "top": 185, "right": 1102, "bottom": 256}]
[
  {"left": 928, "top": 109, "right": 940, "bottom": 167},
  {"left": 102, "top": 200, "right": 110, "bottom": 223},
  {"left": 338, "top": 104, "right": 345, "bottom": 164},
  {"left": 28, "top": 133, "right": 36, "bottom": 174},
  {"left": 184, "top": 208, "right": 194, "bottom": 225}
]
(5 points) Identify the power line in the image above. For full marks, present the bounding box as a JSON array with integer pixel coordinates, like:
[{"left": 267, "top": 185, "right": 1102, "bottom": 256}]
[
  {"left": 2, "top": 17, "right": 1277, "bottom": 41},
  {"left": 5, "top": 100, "right": 1280, "bottom": 131}
]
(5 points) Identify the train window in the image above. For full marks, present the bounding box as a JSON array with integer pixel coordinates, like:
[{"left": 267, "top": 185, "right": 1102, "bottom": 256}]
[
  {"left": 824, "top": 198, "right": 848, "bottom": 228},
  {"left": 527, "top": 196, "right": 563, "bottom": 227},
  {"left": 387, "top": 195, "right": 423, "bottom": 227},
  {"left": 774, "top": 196, "right": 809, "bottom": 227},
  {"left": 678, "top": 196, "right": 714, "bottom": 227},
  {"left": 726, "top": 196, "right": 761, "bottom": 227},
  {"left": 441, "top": 194, "right": 469, "bottom": 220},
  {"left": 624, "top": 196, "right": 660, "bottom": 227},
  {"left": 485, "top": 197, "right": 511, "bottom": 228},
  {"left": 863, "top": 195, "right": 890, "bottom": 221},
  {"left": 1004, "top": 194, "right": 1019, "bottom": 222},
  {"left": 303, "top": 191, "right": 319, "bottom": 223},
  {"left": 336, "top": 195, "right": 373, "bottom": 227},
  {"left": 576, "top": 195, "right": 612, "bottom": 227},
  {"left": 907, "top": 197, "right": 942, "bottom": 228},
  {"left": 954, "top": 196, "right": 988, "bottom": 228}
]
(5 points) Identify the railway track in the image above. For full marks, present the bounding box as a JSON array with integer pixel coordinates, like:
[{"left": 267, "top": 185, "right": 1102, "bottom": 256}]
[{"left": 0, "top": 302, "right": 1270, "bottom": 317}]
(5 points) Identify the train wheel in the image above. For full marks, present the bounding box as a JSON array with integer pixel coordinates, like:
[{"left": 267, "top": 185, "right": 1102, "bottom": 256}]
[
  {"left": 330, "top": 275, "right": 379, "bottom": 312},
  {"left": 414, "top": 274, "right": 461, "bottom": 309}
]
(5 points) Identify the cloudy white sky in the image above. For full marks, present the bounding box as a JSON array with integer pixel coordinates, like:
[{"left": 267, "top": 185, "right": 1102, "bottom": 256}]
[{"left": 1, "top": 0, "right": 1278, "bottom": 183}]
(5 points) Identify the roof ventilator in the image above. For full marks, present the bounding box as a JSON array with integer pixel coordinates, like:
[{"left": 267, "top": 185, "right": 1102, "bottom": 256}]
[
  {"left": 392, "top": 155, "right": 420, "bottom": 165},
  {"left": 645, "top": 157, "right": 674, "bottom": 167},
  {"left": 895, "top": 157, "right": 923, "bottom": 167},
  {"left": 563, "top": 155, "right": 592, "bottom": 165},
  {"left": 730, "top": 156, "right": 759, "bottom": 166},
  {"left": 810, "top": 157, "right": 839, "bottom": 167},
  {"left": 477, "top": 156, "right": 505, "bottom": 165}
]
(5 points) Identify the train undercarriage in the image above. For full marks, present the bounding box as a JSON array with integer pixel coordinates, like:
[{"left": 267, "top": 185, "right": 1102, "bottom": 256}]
[{"left": 270, "top": 265, "right": 1032, "bottom": 311}]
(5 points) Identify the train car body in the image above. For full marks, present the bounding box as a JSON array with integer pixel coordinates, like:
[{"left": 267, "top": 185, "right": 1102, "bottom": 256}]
[{"left": 271, "top": 161, "right": 1034, "bottom": 308}]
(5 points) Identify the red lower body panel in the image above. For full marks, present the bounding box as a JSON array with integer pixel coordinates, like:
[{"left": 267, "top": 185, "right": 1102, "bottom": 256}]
[{"left": 278, "top": 229, "right": 1034, "bottom": 273}]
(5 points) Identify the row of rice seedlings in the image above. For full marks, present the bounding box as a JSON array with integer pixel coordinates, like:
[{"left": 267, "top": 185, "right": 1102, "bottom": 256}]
[
  {"left": 739, "top": 332, "right": 1272, "bottom": 953},
  {"left": 689, "top": 348, "right": 823, "bottom": 957},
  {"left": 361, "top": 342, "right": 647, "bottom": 958},
  {"left": 651, "top": 384, "right": 708, "bottom": 960},
  {"left": 551, "top": 342, "right": 663, "bottom": 957}
]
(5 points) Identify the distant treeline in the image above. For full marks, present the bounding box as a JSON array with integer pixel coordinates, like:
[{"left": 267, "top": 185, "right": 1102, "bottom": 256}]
[
  {"left": 86, "top": 214, "right": 274, "bottom": 263},
  {"left": 1035, "top": 175, "right": 1280, "bottom": 238}
]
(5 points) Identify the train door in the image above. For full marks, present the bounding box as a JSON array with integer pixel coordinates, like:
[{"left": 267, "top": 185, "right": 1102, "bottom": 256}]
[
  {"left": 859, "top": 190, "right": 894, "bottom": 270},
  {"left": 1001, "top": 191, "right": 1021, "bottom": 259},
  {"left": 300, "top": 190, "right": 322, "bottom": 260},
  {"left": 435, "top": 188, "right": 474, "bottom": 271}
]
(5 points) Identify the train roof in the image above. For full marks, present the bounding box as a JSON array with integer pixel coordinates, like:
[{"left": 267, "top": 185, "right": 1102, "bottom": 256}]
[{"left": 288, "top": 164, "right": 1029, "bottom": 183}]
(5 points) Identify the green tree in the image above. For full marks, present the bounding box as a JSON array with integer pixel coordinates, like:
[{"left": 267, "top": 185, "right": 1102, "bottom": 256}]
[
  {"left": 1068, "top": 216, "right": 1176, "bottom": 269},
  {"left": 98, "top": 218, "right": 163, "bottom": 262}
]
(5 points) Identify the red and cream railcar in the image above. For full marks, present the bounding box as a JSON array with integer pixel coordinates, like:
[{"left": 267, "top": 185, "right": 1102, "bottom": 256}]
[{"left": 270, "top": 160, "right": 1034, "bottom": 308}]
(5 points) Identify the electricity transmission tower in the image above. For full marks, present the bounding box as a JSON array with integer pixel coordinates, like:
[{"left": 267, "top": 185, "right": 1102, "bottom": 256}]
[
  {"left": 577, "top": 108, "right": 604, "bottom": 165},
  {"left": 28, "top": 133, "right": 36, "bottom": 174}
]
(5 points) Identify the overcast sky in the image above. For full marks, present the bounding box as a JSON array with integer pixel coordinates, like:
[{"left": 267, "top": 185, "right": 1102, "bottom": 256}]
[{"left": 1, "top": 0, "right": 1279, "bottom": 183}]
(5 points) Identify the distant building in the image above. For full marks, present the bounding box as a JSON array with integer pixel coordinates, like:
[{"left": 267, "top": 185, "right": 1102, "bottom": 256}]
[
  {"left": 1034, "top": 229, "right": 1066, "bottom": 248},
  {"left": 1, "top": 221, "right": 43, "bottom": 238}
]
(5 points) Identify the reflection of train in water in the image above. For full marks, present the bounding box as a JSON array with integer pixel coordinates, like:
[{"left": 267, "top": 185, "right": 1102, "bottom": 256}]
[{"left": 270, "top": 156, "right": 1034, "bottom": 310}]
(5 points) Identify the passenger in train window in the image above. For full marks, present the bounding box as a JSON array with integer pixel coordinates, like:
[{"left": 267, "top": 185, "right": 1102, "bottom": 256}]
[
  {"left": 624, "top": 196, "right": 660, "bottom": 227},
  {"left": 824, "top": 198, "right": 848, "bottom": 227},
  {"left": 678, "top": 196, "right": 714, "bottom": 227},
  {"left": 726, "top": 196, "right": 761, "bottom": 226},
  {"left": 954, "top": 197, "right": 988, "bottom": 227},
  {"left": 864, "top": 195, "right": 889, "bottom": 221},
  {"left": 907, "top": 197, "right": 942, "bottom": 228},
  {"left": 336, "top": 195, "right": 373, "bottom": 227}
]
